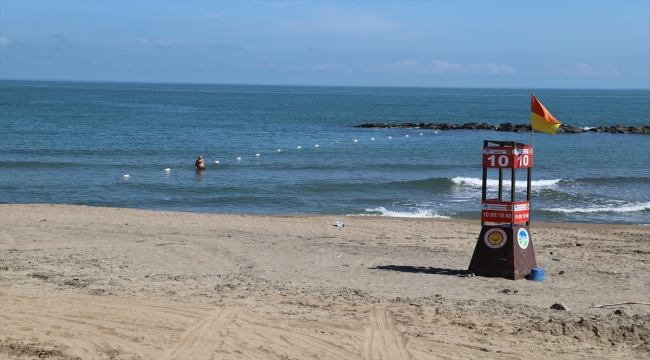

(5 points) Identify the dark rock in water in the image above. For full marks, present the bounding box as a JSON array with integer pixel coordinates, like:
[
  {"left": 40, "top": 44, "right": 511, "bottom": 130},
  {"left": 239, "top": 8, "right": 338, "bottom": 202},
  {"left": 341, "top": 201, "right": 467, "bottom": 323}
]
[
  {"left": 515, "top": 124, "right": 531, "bottom": 133},
  {"left": 631, "top": 125, "right": 650, "bottom": 134},
  {"left": 497, "top": 122, "right": 515, "bottom": 132},
  {"left": 352, "top": 122, "right": 649, "bottom": 134},
  {"left": 561, "top": 125, "right": 582, "bottom": 133}
]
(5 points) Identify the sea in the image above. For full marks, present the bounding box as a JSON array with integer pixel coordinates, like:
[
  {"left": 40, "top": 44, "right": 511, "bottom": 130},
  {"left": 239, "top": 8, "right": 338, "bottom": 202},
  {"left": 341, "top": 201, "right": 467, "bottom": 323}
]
[{"left": 1, "top": 80, "right": 649, "bottom": 225}]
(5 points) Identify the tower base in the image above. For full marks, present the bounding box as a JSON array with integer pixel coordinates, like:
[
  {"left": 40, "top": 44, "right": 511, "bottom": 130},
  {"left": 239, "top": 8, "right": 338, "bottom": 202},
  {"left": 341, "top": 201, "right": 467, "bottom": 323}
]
[{"left": 468, "top": 225, "right": 537, "bottom": 280}]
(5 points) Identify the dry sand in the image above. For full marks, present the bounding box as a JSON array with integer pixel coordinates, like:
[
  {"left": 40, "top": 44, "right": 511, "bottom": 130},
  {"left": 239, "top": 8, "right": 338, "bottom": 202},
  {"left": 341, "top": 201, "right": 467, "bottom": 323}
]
[{"left": 0, "top": 204, "right": 648, "bottom": 359}]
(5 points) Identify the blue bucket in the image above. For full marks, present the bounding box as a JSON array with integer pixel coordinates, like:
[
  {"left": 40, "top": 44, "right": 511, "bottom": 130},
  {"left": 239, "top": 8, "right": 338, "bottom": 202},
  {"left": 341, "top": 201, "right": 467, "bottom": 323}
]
[{"left": 528, "top": 268, "right": 546, "bottom": 281}]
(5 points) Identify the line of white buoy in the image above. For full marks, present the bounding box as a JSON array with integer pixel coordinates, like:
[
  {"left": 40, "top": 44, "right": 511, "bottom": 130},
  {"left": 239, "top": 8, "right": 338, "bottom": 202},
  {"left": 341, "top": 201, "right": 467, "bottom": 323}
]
[{"left": 126, "top": 133, "right": 437, "bottom": 177}]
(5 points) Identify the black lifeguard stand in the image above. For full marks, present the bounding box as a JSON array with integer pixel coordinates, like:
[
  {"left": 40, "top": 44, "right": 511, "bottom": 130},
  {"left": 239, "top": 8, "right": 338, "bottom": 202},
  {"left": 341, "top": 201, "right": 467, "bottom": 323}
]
[{"left": 468, "top": 140, "right": 537, "bottom": 280}]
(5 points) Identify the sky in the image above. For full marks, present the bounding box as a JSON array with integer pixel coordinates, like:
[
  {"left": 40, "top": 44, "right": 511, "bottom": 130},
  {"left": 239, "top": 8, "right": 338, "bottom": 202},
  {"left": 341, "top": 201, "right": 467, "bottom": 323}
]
[{"left": 1, "top": 1, "right": 649, "bottom": 88}]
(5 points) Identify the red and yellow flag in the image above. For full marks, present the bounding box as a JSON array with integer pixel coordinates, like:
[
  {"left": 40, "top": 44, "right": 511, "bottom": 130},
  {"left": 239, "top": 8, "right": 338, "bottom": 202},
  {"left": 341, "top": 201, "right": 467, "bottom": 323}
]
[{"left": 531, "top": 94, "right": 561, "bottom": 134}]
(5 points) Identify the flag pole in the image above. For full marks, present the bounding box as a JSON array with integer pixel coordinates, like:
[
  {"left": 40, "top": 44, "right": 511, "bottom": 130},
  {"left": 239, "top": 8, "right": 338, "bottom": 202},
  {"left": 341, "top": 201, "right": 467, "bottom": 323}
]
[
  {"left": 531, "top": 92, "right": 535, "bottom": 149},
  {"left": 529, "top": 93, "right": 534, "bottom": 226}
]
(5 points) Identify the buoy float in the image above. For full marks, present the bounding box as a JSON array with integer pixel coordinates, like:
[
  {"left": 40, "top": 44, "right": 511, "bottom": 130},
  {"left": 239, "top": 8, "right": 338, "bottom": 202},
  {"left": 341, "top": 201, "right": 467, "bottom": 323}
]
[
  {"left": 123, "top": 175, "right": 130, "bottom": 179},
  {"left": 276, "top": 149, "right": 281, "bottom": 152},
  {"left": 236, "top": 157, "right": 241, "bottom": 161},
  {"left": 371, "top": 137, "right": 375, "bottom": 141},
  {"left": 434, "top": 131, "right": 438, "bottom": 134},
  {"left": 215, "top": 160, "right": 220, "bottom": 164},
  {"left": 405, "top": 135, "right": 409, "bottom": 137},
  {"left": 335, "top": 142, "right": 339, "bottom": 144},
  {"left": 353, "top": 139, "right": 358, "bottom": 142},
  {"left": 255, "top": 153, "right": 260, "bottom": 157},
  {"left": 315, "top": 144, "right": 320, "bottom": 147},
  {"left": 419, "top": 133, "right": 423, "bottom": 136},
  {"left": 297, "top": 146, "right": 301, "bottom": 149},
  {"left": 388, "top": 136, "right": 392, "bottom": 139},
  {"left": 164, "top": 168, "right": 171, "bottom": 172}
]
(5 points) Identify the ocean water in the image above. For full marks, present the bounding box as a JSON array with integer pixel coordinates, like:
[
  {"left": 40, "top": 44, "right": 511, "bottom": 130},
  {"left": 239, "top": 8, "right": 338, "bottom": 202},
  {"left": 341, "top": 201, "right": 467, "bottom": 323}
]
[{"left": 1, "top": 80, "right": 648, "bottom": 224}]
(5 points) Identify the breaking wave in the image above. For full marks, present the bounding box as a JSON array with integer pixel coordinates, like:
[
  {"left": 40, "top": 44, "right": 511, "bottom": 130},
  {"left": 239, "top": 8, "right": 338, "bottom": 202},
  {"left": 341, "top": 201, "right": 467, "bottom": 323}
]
[
  {"left": 543, "top": 201, "right": 650, "bottom": 214},
  {"left": 451, "top": 177, "right": 561, "bottom": 188},
  {"left": 355, "top": 207, "right": 451, "bottom": 218}
]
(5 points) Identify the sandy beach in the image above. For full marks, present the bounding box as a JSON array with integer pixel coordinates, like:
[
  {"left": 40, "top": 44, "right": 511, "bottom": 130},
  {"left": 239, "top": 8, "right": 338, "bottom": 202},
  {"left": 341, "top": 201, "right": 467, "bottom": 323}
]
[{"left": 0, "top": 204, "right": 648, "bottom": 359}]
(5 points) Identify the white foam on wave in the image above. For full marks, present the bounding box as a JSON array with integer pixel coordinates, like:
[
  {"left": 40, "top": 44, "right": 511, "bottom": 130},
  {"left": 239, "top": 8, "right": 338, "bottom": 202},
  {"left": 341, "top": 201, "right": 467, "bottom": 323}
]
[
  {"left": 544, "top": 201, "right": 650, "bottom": 214},
  {"left": 357, "top": 207, "right": 451, "bottom": 219},
  {"left": 451, "top": 177, "right": 561, "bottom": 188}
]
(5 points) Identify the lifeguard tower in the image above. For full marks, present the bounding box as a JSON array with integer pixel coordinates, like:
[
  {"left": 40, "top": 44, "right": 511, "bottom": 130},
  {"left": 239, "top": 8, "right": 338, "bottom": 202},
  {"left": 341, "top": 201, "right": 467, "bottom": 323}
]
[{"left": 468, "top": 140, "right": 537, "bottom": 280}]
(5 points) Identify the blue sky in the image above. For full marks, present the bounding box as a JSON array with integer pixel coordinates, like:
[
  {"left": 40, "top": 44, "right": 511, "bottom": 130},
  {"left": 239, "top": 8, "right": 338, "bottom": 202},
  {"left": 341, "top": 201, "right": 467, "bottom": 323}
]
[{"left": 1, "top": 1, "right": 648, "bottom": 88}]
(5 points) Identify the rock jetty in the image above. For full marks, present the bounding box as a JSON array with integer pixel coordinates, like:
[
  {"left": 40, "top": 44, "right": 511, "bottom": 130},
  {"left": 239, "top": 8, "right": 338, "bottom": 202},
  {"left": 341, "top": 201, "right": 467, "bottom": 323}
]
[{"left": 354, "top": 122, "right": 650, "bottom": 134}]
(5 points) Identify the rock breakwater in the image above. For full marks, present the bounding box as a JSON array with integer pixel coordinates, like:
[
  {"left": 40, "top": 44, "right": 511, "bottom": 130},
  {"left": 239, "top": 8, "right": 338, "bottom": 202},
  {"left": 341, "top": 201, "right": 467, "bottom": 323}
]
[{"left": 354, "top": 122, "right": 650, "bottom": 134}]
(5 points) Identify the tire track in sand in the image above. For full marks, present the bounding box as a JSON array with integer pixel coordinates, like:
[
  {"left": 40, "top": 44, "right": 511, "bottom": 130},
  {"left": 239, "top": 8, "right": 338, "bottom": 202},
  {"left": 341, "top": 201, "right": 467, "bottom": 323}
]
[
  {"left": 168, "top": 306, "right": 240, "bottom": 359},
  {"left": 365, "top": 307, "right": 412, "bottom": 360}
]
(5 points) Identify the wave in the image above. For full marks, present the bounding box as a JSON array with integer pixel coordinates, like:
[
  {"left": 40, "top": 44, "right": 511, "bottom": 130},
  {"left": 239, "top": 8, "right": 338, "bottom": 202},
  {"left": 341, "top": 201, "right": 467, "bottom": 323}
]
[
  {"left": 451, "top": 177, "right": 561, "bottom": 188},
  {"left": 543, "top": 201, "right": 650, "bottom": 214},
  {"left": 354, "top": 207, "right": 451, "bottom": 218},
  {"left": 391, "top": 177, "right": 455, "bottom": 189},
  {"left": 572, "top": 176, "right": 650, "bottom": 185}
]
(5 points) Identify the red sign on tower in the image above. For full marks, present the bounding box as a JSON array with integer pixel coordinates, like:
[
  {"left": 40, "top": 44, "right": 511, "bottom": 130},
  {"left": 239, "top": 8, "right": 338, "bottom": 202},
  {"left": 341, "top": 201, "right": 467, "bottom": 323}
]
[
  {"left": 481, "top": 200, "right": 530, "bottom": 223},
  {"left": 482, "top": 146, "right": 533, "bottom": 169}
]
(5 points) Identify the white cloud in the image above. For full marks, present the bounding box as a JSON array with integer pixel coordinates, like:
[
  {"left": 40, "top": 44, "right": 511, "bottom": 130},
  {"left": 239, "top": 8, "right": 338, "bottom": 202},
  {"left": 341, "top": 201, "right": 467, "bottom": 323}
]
[
  {"left": 575, "top": 63, "right": 619, "bottom": 77},
  {"left": 289, "top": 60, "right": 515, "bottom": 75},
  {"left": 0, "top": 36, "right": 12, "bottom": 47},
  {"left": 135, "top": 36, "right": 172, "bottom": 50},
  {"left": 529, "top": 67, "right": 562, "bottom": 76},
  {"left": 136, "top": 36, "right": 154, "bottom": 47},
  {"left": 530, "top": 63, "right": 620, "bottom": 77},
  {"left": 464, "top": 62, "right": 516, "bottom": 75}
]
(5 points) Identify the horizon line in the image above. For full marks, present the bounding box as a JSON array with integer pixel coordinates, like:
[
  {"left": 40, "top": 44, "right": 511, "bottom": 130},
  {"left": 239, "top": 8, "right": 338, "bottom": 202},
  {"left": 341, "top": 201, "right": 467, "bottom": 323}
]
[{"left": 1, "top": 77, "right": 649, "bottom": 91}]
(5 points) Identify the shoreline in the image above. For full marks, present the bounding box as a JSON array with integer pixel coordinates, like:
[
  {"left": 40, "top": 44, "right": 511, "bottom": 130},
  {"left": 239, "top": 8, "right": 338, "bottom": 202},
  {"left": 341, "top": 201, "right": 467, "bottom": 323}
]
[
  {"left": 2, "top": 203, "right": 647, "bottom": 228},
  {"left": 1, "top": 204, "right": 649, "bottom": 359}
]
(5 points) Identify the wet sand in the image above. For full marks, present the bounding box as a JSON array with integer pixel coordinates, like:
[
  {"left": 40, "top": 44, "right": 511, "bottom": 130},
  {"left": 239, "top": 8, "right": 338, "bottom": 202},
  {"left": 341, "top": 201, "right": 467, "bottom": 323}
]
[{"left": 1, "top": 204, "right": 648, "bottom": 359}]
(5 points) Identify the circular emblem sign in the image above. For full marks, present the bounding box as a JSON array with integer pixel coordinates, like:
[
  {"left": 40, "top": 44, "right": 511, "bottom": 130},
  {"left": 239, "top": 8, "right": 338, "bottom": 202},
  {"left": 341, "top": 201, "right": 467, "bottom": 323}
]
[
  {"left": 517, "top": 228, "right": 530, "bottom": 249},
  {"left": 484, "top": 228, "right": 507, "bottom": 249}
]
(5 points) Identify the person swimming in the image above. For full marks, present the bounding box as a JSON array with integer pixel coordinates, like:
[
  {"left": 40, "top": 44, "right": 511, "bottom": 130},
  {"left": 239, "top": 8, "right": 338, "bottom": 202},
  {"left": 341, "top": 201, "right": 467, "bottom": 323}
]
[{"left": 194, "top": 155, "right": 205, "bottom": 171}]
